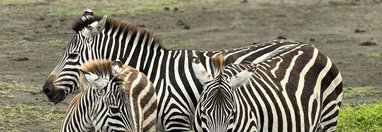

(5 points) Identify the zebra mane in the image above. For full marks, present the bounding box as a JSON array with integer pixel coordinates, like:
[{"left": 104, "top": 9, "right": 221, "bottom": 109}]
[
  {"left": 211, "top": 53, "right": 225, "bottom": 82},
  {"left": 72, "top": 16, "right": 163, "bottom": 49},
  {"left": 80, "top": 60, "right": 114, "bottom": 80},
  {"left": 72, "top": 16, "right": 103, "bottom": 33}
]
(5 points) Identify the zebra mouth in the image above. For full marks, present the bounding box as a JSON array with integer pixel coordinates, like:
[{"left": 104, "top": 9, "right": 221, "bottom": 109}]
[
  {"left": 43, "top": 86, "right": 67, "bottom": 104},
  {"left": 51, "top": 89, "right": 67, "bottom": 104}
]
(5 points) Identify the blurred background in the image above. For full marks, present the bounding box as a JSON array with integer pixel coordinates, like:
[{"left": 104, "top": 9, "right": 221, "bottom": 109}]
[{"left": 0, "top": 0, "right": 381, "bottom": 131}]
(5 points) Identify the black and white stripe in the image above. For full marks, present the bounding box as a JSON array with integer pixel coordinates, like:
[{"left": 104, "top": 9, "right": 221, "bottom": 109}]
[
  {"left": 192, "top": 45, "right": 342, "bottom": 131},
  {"left": 43, "top": 10, "right": 342, "bottom": 131},
  {"left": 62, "top": 60, "right": 157, "bottom": 132}
]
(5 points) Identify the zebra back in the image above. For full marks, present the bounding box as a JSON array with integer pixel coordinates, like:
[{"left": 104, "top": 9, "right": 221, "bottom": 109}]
[{"left": 118, "top": 63, "right": 157, "bottom": 131}]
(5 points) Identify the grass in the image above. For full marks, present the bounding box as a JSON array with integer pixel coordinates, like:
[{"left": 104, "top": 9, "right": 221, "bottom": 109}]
[
  {"left": 348, "top": 51, "right": 381, "bottom": 58},
  {"left": 0, "top": 104, "right": 65, "bottom": 131},
  {"left": 0, "top": 82, "right": 40, "bottom": 99},
  {"left": 343, "top": 86, "right": 379, "bottom": 98},
  {"left": 337, "top": 86, "right": 382, "bottom": 131},
  {"left": 0, "top": 0, "right": 223, "bottom": 17},
  {"left": 342, "top": 86, "right": 382, "bottom": 106},
  {"left": 41, "top": 37, "right": 67, "bottom": 48},
  {"left": 0, "top": 82, "right": 65, "bottom": 131},
  {"left": 356, "top": 52, "right": 380, "bottom": 58},
  {"left": 337, "top": 101, "right": 382, "bottom": 131}
]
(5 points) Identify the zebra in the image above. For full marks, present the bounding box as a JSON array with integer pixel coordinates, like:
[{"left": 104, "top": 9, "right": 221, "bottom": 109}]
[
  {"left": 192, "top": 53, "right": 253, "bottom": 132},
  {"left": 191, "top": 51, "right": 342, "bottom": 131},
  {"left": 42, "top": 9, "right": 343, "bottom": 131},
  {"left": 62, "top": 59, "right": 157, "bottom": 132}
]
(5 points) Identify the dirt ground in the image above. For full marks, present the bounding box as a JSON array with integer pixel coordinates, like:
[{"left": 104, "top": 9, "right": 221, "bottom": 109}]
[{"left": 0, "top": 0, "right": 381, "bottom": 131}]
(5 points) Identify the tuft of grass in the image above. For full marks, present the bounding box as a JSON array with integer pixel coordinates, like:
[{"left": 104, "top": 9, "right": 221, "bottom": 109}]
[
  {"left": 337, "top": 101, "right": 382, "bottom": 131},
  {"left": 44, "top": 38, "right": 67, "bottom": 47},
  {"left": 350, "top": 51, "right": 381, "bottom": 58},
  {"left": 343, "top": 86, "right": 378, "bottom": 98},
  {"left": 0, "top": 104, "right": 66, "bottom": 131},
  {"left": 343, "top": 86, "right": 382, "bottom": 106},
  {"left": 0, "top": 82, "right": 39, "bottom": 98}
]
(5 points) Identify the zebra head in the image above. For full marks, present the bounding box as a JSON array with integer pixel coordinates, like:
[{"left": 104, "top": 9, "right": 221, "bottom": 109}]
[
  {"left": 192, "top": 53, "right": 253, "bottom": 132},
  {"left": 43, "top": 9, "right": 108, "bottom": 104},
  {"left": 62, "top": 60, "right": 134, "bottom": 131}
]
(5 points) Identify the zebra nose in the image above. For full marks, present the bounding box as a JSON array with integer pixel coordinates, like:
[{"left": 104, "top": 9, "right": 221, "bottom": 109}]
[
  {"left": 43, "top": 82, "right": 56, "bottom": 97},
  {"left": 43, "top": 85, "right": 52, "bottom": 94},
  {"left": 43, "top": 75, "right": 57, "bottom": 98}
]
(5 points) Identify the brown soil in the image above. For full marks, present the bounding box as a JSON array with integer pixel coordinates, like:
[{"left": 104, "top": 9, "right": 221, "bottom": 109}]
[{"left": 0, "top": 0, "right": 381, "bottom": 131}]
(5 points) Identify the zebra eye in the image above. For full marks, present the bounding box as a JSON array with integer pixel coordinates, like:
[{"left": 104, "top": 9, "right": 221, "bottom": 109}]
[
  {"left": 86, "top": 38, "right": 93, "bottom": 44},
  {"left": 68, "top": 53, "right": 78, "bottom": 59},
  {"left": 200, "top": 105, "right": 205, "bottom": 111},
  {"left": 110, "top": 106, "right": 119, "bottom": 114},
  {"left": 97, "top": 88, "right": 106, "bottom": 96}
]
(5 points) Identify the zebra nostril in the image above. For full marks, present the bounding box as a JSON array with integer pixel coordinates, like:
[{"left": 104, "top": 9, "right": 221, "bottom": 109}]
[
  {"left": 43, "top": 75, "right": 57, "bottom": 95},
  {"left": 43, "top": 87, "right": 52, "bottom": 94}
]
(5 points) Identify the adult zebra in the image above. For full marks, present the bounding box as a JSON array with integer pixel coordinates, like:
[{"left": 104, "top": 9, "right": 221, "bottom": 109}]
[
  {"left": 62, "top": 60, "right": 157, "bottom": 131},
  {"left": 42, "top": 10, "right": 342, "bottom": 131},
  {"left": 191, "top": 52, "right": 342, "bottom": 131}
]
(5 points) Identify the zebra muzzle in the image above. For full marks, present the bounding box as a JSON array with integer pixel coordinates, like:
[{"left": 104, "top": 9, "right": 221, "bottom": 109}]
[{"left": 42, "top": 75, "right": 67, "bottom": 104}]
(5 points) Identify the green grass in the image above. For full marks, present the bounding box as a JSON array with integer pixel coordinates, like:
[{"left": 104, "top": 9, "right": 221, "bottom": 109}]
[
  {"left": 0, "top": 82, "right": 65, "bottom": 131},
  {"left": 349, "top": 51, "right": 381, "bottom": 58},
  {"left": 343, "top": 86, "right": 379, "bottom": 98},
  {"left": 337, "top": 101, "right": 382, "bottom": 131},
  {"left": 0, "top": 0, "right": 223, "bottom": 17},
  {"left": 0, "top": 104, "right": 65, "bottom": 131},
  {"left": 0, "top": 82, "right": 39, "bottom": 99},
  {"left": 338, "top": 87, "right": 382, "bottom": 131},
  {"left": 342, "top": 86, "right": 382, "bottom": 106}
]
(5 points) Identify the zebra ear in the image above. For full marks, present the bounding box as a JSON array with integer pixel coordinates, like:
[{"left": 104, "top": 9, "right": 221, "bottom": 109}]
[
  {"left": 111, "top": 60, "right": 123, "bottom": 75},
  {"left": 83, "top": 15, "right": 107, "bottom": 38},
  {"left": 97, "top": 15, "right": 107, "bottom": 32},
  {"left": 228, "top": 70, "right": 252, "bottom": 89},
  {"left": 192, "top": 54, "right": 213, "bottom": 85},
  {"left": 81, "top": 9, "right": 94, "bottom": 21},
  {"left": 95, "top": 76, "right": 109, "bottom": 89},
  {"left": 81, "top": 69, "right": 109, "bottom": 89},
  {"left": 81, "top": 69, "right": 99, "bottom": 85}
]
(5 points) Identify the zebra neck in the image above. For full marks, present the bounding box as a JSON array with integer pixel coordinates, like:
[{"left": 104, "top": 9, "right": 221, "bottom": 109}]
[
  {"left": 140, "top": 49, "right": 216, "bottom": 86},
  {"left": 62, "top": 92, "right": 94, "bottom": 131}
]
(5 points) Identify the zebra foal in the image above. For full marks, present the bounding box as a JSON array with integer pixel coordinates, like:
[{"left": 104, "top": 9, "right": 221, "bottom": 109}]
[
  {"left": 192, "top": 52, "right": 342, "bottom": 132},
  {"left": 62, "top": 60, "right": 157, "bottom": 132}
]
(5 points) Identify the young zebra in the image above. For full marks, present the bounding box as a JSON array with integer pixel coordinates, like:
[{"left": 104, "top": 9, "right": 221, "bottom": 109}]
[
  {"left": 192, "top": 52, "right": 342, "bottom": 131},
  {"left": 62, "top": 60, "right": 157, "bottom": 132}
]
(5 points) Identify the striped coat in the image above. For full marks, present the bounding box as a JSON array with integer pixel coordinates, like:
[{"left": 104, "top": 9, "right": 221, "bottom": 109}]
[{"left": 62, "top": 60, "right": 157, "bottom": 131}]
